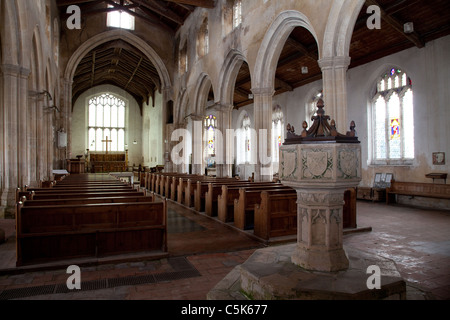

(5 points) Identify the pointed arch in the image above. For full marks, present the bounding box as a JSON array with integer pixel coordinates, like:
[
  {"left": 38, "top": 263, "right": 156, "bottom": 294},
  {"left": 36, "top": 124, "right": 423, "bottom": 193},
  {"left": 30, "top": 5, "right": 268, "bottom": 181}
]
[
  {"left": 253, "top": 10, "right": 319, "bottom": 91},
  {"left": 193, "top": 72, "right": 214, "bottom": 116},
  {"left": 64, "top": 29, "right": 171, "bottom": 93},
  {"left": 175, "top": 88, "right": 189, "bottom": 124},
  {"left": 322, "top": 0, "right": 365, "bottom": 58},
  {"left": 0, "top": 0, "right": 21, "bottom": 65},
  {"left": 218, "top": 49, "right": 248, "bottom": 108}
]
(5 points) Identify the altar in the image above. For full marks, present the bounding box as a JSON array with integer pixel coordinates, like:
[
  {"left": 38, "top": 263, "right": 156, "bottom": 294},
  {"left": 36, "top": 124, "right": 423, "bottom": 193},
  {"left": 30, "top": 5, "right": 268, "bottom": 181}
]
[{"left": 90, "top": 153, "right": 127, "bottom": 173}]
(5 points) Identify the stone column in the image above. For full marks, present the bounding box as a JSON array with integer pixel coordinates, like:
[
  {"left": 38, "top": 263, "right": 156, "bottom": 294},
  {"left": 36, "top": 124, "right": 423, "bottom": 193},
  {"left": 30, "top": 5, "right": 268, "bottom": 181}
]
[
  {"left": 251, "top": 87, "right": 274, "bottom": 182},
  {"left": 280, "top": 142, "right": 361, "bottom": 272},
  {"left": 18, "top": 68, "right": 31, "bottom": 187},
  {"left": 187, "top": 114, "right": 204, "bottom": 175},
  {"left": 61, "top": 79, "right": 73, "bottom": 168},
  {"left": 215, "top": 105, "right": 233, "bottom": 178},
  {"left": 1, "top": 64, "right": 21, "bottom": 217},
  {"left": 318, "top": 56, "right": 351, "bottom": 133}
]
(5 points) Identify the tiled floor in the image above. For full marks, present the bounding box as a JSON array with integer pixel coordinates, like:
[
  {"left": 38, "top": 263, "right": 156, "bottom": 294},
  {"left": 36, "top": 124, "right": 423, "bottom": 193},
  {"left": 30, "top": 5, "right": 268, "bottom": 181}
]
[{"left": 0, "top": 200, "right": 449, "bottom": 300}]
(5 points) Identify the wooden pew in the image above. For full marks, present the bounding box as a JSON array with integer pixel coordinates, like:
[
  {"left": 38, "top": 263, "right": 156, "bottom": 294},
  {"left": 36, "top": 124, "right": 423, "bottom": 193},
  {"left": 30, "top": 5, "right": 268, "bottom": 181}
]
[
  {"left": 24, "top": 186, "right": 135, "bottom": 193},
  {"left": 217, "top": 183, "right": 284, "bottom": 222},
  {"left": 176, "top": 175, "right": 214, "bottom": 205},
  {"left": 254, "top": 191, "right": 298, "bottom": 240},
  {"left": 204, "top": 181, "right": 282, "bottom": 217},
  {"left": 386, "top": 179, "right": 450, "bottom": 204},
  {"left": 31, "top": 191, "right": 146, "bottom": 200},
  {"left": 21, "top": 195, "right": 154, "bottom": 207},
  {"left": 188, "top": 177, "right": 237, "bottom": 209},
  {"left": 234, "top": 187, "right": 296, "bottom": 230},
  {"left": 16, "top": 200, "right": 167, "bottom": 266}
]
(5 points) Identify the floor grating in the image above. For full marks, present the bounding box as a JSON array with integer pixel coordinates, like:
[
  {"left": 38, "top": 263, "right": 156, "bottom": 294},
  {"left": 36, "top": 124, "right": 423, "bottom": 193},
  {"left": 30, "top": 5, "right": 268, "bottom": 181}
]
[{"left": 0, "top": 257, "right": 200, "bottom": 300}]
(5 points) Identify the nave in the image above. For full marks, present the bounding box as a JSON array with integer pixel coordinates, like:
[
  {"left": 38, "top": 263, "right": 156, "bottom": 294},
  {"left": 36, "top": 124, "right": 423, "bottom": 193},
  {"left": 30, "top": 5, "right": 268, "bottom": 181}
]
[{"left": 0, "top": 198, "right": 449, "bottom": 300}]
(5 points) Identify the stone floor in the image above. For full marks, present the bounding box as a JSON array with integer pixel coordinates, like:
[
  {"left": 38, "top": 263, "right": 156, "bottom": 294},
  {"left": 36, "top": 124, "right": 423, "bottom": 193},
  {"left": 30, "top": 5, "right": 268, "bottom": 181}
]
[{"left": 0, "top": 199, "right": 449, "bottom": 301}]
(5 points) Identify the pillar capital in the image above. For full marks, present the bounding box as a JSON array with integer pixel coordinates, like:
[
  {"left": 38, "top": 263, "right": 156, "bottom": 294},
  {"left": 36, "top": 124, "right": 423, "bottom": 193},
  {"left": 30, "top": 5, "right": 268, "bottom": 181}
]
[
  {"left": 251, "top": 87, "right": 275, "bottom": 97},
  {"left": 318, "top": 56, "right": 351, "bottom": 70}
]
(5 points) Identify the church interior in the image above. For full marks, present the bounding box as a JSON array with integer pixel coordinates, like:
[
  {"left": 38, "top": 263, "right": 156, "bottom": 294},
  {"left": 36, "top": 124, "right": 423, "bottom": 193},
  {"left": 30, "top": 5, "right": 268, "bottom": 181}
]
[{"left": 0, "top": 0, "right": 449, "bottom": 302}]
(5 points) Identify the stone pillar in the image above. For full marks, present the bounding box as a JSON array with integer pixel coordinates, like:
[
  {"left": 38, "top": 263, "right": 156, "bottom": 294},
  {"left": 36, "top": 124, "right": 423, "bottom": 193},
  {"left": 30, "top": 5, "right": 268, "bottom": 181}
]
[
  {"left": 280, "top": 142, "right": 361, "bottom": 272},
  {"left": 251, "top": 88, "right": 274, "bottom": 182},
  {"left": 215, "top": 105, "right": 233, "bottom": 178},
  {"left": 318, "top": 56, "right": 351, "bottom": 133},
  {"left": 188, "top": 114, "right": 203, "bottom": 175},
  {"left": 1, "top": 64, "right": 22, "bottom": 217},
  {"left": 61, "top": 79, "right": 72, "bottom": 168},
  {"left": 18, "top": 68, "right": 31, "bottom": 187}
]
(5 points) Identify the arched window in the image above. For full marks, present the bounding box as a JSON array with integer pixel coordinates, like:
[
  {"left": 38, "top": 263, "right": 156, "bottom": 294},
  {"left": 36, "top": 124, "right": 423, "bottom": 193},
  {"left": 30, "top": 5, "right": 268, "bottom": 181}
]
[
  {"left": 236, "top": 113, "right": 251, "bottom": 164},
  {"left": 198, "top": 18, "right": 209, "bottom": 57},
  {"left": 204, "top": 114, "right": 217, "bottom": 156},
  {"left": 371, "top": 68, "right": 414, "bottom": 164},
  {"left": 272, "top": 105, "right": 284, "bottom": 172},
  {"left": 233, "top": 0, "right": 242, "bottom": 28},
  {"left": 306, "top": 89, "right": 322, "bottom": 127},
  {"left": 179, "top": 40, "right": 188, "bottom": 75},
  {"left": 88, "top": 93, "right": 126, "bottom": 152}
]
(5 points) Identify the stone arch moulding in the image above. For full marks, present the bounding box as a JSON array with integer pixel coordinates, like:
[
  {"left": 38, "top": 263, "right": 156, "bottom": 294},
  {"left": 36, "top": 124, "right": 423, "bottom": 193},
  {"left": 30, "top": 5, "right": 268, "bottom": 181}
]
[
  {"left": 1, "top": 0, "right": 21, "bottom": 66},
  {"left": 218, "top": 49, "right": 247, "bottom": 109},
  {"left": 175, "top": 88, "right": 189, "bottom": 125},
  {"left": 64, "top": 29, "right": 172, "bottom": 97},
  {"left": 31, "top": 26, "right": 44, "bottom": 91},
  {"left": 193, "top": 72, "right": 213, "bottom": 117},
  {"left": 253, "top": 10, "right": 319, "bottom": 91},
  {"left": 323, "top": 0, "right": 365, "bottom": 59}
]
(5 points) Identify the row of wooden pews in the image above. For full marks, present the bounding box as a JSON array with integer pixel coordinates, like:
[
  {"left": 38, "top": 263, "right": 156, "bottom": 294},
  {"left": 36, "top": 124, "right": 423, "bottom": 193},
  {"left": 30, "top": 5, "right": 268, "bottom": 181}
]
[
  {"left": 144, "top": 172, "right": 300, "bottom": 241},
  {"left": 143, "top": 172, "right": 357, "bottom": 242},
  {"left": 15, "top": 174, "right": 168, "bottom": 266}
]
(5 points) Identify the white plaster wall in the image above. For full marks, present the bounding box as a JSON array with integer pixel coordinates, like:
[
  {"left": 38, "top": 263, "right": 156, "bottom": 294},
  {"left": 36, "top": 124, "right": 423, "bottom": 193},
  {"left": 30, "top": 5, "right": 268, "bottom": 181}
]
[
  {"left": 71, "top": 84, "right": 143, "bottom": 167},
  {"left": 347, "top": 35, "right": 450, "bottom": 186}
]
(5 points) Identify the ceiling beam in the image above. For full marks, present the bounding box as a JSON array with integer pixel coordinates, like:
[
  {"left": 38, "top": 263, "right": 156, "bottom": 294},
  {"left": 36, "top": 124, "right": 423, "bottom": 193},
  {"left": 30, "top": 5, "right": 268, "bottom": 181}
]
[
  {"left": 286, "top": 37, "right": 318, "bottom": 61},
  {"left": 56, "top": 0, "right": 99, "bottom": 6},
  {"left": 275, "top": 77, "right": 293, "bottom": 92},
  {"left": 164, "top": 0, "right": 215, "bottom": 9},
  {"left": 125, "top": 56, "right": 143, "bottom": 89},
  {"left": 366, "top": 0, "right": 424, "bottom": 48},
  {"left": 131, "top": 0, "right": 184, "bottom": 25}
]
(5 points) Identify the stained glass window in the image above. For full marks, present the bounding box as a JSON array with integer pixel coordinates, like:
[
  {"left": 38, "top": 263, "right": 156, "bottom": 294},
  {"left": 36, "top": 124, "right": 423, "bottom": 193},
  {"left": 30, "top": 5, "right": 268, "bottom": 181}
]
[
  {"left": 88, "top": 93, "right": 126, "bottom": 152},
  {"left": 204, "top": 115, "right": 216, "bottom": 156},
  {"left": 372, "top": 68, "right": 414, "bottom": 163}
]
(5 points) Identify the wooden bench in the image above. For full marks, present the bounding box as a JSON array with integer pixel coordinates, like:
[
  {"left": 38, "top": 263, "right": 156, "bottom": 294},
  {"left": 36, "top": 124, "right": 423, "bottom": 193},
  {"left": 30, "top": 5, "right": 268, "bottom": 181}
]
[
  {"left": 16, "top": 200, "right": 167, "bottom": 266},
  {"left": 254, "top": 191, "right": 298, "bottom": 240},
  {"left": 216, "top": 183, "right": 285, "bottom": 222},
  {"left": 31, "top": 191, "right": 146, "bottom": 200},
  {"left": 234, "top": 187, "right": 297, "bottom": 230},
  {"left": 203, "top": 180, "right": 273, "bottom": 216},
  {"left": 21, "top": 195, "right": 154, "bottom": 207},
  {"left": 386, "top": 179, "right": 450, "bottom": 204},
  {"left": 190, "top": 178, "right": 242, "bottom": 211}
]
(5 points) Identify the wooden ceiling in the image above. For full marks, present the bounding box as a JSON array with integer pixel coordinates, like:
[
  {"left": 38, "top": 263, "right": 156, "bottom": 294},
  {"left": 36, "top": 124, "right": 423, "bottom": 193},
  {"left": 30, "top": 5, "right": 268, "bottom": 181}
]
[
  {"left": 58, "top": 0, "right": 450, "bottom": 111},
  {"left": 233, "top": 0, "right": 450, "bottom": 109},
  {"left": 58, "top": 0, "right": 215, "bottom": 109}
]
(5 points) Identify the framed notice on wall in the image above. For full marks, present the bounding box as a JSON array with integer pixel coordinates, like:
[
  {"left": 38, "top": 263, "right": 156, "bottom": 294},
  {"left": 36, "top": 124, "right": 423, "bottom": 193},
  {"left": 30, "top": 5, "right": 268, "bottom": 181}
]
[{"left": 432, "top": 152, "right": 445, "bottom": 165}]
